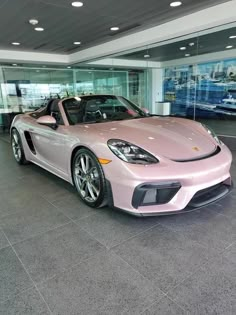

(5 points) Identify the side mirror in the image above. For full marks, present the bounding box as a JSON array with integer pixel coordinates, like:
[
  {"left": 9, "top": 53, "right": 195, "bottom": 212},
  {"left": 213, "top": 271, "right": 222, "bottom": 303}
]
[
  {"left": 141, "top": 107, "right": 150, "bottom": 114},
  {"left": 36, "top": 115, "right": 58, "bottom": 130}
]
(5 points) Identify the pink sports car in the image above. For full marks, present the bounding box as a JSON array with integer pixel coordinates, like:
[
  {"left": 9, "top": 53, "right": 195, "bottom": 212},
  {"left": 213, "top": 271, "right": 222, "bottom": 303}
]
[{"left": 11, "top": 95, "right": 232, "bottom": 216}]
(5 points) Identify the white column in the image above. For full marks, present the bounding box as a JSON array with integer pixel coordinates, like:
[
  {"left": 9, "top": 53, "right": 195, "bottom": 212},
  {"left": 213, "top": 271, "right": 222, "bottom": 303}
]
[
  {"left": 0, "top": 67, "right": 8, "bottom": 110},
  {"left": 149, "top": 68, "right": 164, "bottom": 114}
]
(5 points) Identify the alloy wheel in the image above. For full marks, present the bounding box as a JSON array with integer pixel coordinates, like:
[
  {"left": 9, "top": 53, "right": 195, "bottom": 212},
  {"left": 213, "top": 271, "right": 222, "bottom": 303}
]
[
  {"left": 74, "top": 153, "right": 101, "bottom": 203},
  {"left": 12, "top": 131, "right": 22, "bottom": 162}
]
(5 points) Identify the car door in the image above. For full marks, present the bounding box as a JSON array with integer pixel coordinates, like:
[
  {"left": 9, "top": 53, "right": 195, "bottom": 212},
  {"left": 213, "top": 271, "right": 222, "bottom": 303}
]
[{"left": 29, "top": 100, "right": 68, "bottom": 175}]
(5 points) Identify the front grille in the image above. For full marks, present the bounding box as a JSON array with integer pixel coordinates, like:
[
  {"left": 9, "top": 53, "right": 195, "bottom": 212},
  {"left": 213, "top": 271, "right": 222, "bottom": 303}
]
[{"left": 188, "top": 182, "right": 230, "bottom": 208}]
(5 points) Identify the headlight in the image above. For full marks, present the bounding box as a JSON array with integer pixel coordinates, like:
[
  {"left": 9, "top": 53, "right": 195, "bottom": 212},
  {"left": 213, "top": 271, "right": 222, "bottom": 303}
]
[
  {"left": 202, "top": 124, "right": 221, "bottom": 145},
  {"left": 107, "top": 139, "right": 159, "bottom": 164}
]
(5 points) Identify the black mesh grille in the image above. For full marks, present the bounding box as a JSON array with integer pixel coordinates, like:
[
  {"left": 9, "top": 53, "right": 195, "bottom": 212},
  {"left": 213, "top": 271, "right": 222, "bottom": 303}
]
[{"left": 188, "top": 182, "right": 229, "bottom": 208}]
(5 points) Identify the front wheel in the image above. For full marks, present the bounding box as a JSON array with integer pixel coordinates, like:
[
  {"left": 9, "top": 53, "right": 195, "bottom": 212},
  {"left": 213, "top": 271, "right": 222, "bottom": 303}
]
[
  {"left": 11, "top": 129, "right": 28, "bottom": 165},
  {"left": 72, "top": 148, "right": 107, "bottom": 208}
]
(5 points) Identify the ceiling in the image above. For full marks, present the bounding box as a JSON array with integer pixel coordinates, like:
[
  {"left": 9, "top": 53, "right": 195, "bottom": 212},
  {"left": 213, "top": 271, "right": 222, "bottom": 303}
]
[
  {"left": 0, "top": 0, "right": 231, "bottom": 54},
  {"left": 118, "top": 26, "right": 236, "bottom": 62}
]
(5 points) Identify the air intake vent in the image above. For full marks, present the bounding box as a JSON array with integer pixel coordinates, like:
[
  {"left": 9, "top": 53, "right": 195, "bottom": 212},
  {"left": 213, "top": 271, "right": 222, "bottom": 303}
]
[{"left": 109, "top": 23, "right": 141, "bottom": 36}]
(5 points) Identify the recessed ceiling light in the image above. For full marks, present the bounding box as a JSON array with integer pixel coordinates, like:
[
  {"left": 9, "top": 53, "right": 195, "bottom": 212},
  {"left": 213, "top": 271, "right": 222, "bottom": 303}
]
[
  {"left": 180, "top": 46, "right": 186, "bottom": 50},
  {"left": 73, "top": 41, "right": 81, "bottom": 45},
  {"left": 229, "top": 35, "right": 236, "bottom": 39},
  {"left": 35, "top": 27, "right": 44, "bottom": 31},
  {"left": 189, "top": 42, "right": 195, "bottom": 46},
  {"left": 110, "top": 27, "right": 119, "bottom": 31},
  {"left": 170, "top": 1, "right": 182, "bottom": 7},
  {"left": 185, "top": 53, "right": 191, "bottom": 57},
  {"left": 144, "top": 54, "right": 150, "bottom": 58},
  {"left": 12, "top": 42, "right": 20, "bottom": 45},
  {"left": 29, "top": 19, "right": 39, "bottom": 25},
  {"left": 226, "top": 45, "right": 233, "bottom": 49},
  {"left": 12, "top": 64, "right": 17, "bottom": 66},
  {"left": 71, "top": 1, "right": 83, "bottom": 7}
]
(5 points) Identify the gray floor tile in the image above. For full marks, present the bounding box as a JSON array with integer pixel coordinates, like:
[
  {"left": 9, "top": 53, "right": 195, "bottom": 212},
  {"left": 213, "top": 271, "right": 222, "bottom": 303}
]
[
  {"left": 20, "top": 174, "right": 75, "bottom": 203},
  {"left": 143, "top": 296, "right": 186, "bottom": 315},
  {"left": 0, "top": 288, "right": 50, "bottom": 315},
  {"left": 0, "top": 201, "right": 70, "bottom": 244},
  {"left": 158, "top": 208, "right": 236, "bottom": 252},
  {"left": 39, "top": 251, "right": 164, "bottom": 315},
  {"left": 216, "top": 194, "right": 236, "bottom": 218},
  {"left": 0, "top": 247, "right": 33, "bottom": 303},
  {"left": 113, "top": 224, "right": 214, "bottom": 292},
  {"left": 0, "top": 184, "right": 45, "bottom": 219},
  {"left": 157, "top": 205, "right": 222, "bottom": 230},
  {"left": 52, "top": 194, "right": 97, "bottom": 220},
  {"left": 14, "top": 222, "right": 105, "bottom": 283},
  {"left": 75, "top": 207, "right": 160, "bottom": 248},
  {"left": 0, "top": 228, "right": 9, "bottom": 250},
  {"left": 168, "top": 245, "right": 236, "bottom": 315}
]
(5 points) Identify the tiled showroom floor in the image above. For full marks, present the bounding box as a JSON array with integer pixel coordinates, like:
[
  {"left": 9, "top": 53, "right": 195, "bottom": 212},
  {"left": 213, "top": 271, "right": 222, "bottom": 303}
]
[{"left": 0, "top": 135, "right": 235, "bottom": 315}]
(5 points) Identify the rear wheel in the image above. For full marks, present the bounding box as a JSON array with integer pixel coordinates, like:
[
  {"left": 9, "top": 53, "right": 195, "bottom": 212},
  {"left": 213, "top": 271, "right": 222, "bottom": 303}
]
[
  {"left": 72, "top": 148, "right": 107, "bottom": 208},
  {"left": 11, "top": 129, "right": 28, "bottom": 165}
]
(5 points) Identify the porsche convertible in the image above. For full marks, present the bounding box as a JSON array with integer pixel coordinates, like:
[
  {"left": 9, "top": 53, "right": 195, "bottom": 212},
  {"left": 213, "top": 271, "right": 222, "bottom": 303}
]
[{"left": 11, "top": 95, "right": 232, "bottom": 216}]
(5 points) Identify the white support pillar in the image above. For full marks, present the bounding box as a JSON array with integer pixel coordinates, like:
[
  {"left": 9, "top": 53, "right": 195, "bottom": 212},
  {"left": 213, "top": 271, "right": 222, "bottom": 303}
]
[
  {"left": 149, "top": 68, "right": 164, "bottom": 114},
  {"left": 0, "top": 67, "right": 8, "bottom": 110}
]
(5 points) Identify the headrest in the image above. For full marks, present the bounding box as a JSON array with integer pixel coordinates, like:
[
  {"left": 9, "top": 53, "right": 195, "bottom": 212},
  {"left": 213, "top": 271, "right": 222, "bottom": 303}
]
[
  {"left": 86, "top": 103, "right": 100, "bottom": 112},
  {"left": 50, "top": 99, "right": 60, "bottom": 112}
]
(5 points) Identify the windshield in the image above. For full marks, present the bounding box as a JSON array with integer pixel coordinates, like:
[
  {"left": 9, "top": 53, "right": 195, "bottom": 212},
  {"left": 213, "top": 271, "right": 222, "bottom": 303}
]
[{"left": 63, "top": 95, "right": 148, "bottom": 125}]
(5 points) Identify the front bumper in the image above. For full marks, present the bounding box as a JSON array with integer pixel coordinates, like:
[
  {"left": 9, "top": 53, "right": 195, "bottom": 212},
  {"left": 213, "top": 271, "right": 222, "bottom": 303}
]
[
  {"left": 129, "top": 179, "right": 233, "bottom": 216},
  {"left": 105, "top": 143, "right": 233, "bottom": 216}
]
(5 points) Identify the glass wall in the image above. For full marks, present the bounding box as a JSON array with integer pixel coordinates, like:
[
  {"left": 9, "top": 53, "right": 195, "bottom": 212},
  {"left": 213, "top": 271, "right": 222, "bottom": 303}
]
[
  {"left": 163, "top": 59, "right": 236, "bottom": 136},
  {"left": 0, "top": 66, "right": 148, "bottom": 131},
  {"left": 1, "top": 67, "right": 74, "bottom": 112},
  {"left": 111, "top": 22, "right": 236, "bottom": 137},
  {"left": 164, "top": 58, "right": 236, "bottom": 117},
  {"left": 74, "top": 69, "right": 147, "bottom": 107}
]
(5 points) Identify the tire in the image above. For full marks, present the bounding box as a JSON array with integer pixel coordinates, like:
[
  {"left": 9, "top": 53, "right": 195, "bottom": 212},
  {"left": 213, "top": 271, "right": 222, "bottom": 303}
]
[
  {"left": 72, "top": 148, "right": 107, "bottom": 208},
  {"left": 11, "top": 129, "right": 28, "bottom": 165}
]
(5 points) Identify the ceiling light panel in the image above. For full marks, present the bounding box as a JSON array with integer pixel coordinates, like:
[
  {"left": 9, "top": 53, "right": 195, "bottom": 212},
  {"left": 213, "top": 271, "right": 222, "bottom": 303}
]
[
  {"left": 170, "top": 1, "right": 182, "bottom": 7},
  {"left": 72, "top": 2, "right": 83, "bottom": 7},
  {"left": 110, "top": 27, "right": 119, "bottom": 31},
  {"left": 35, "top": 27, "right": 44, "bottom": 31},
  {"left": 29, "top": 19, "right": 39, "bottom": 25}
]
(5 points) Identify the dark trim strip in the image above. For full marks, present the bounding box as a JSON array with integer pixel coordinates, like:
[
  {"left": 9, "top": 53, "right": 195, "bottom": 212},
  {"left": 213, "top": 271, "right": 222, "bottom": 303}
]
[{"left": 172, "top": 146, "right": 221, "bottom": 163}]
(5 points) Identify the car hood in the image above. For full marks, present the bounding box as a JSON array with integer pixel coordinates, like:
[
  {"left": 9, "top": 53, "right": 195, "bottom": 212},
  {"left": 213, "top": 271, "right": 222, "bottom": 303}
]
[{"left": 76, "top": 117, "right": 217, "bottom": 161}]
